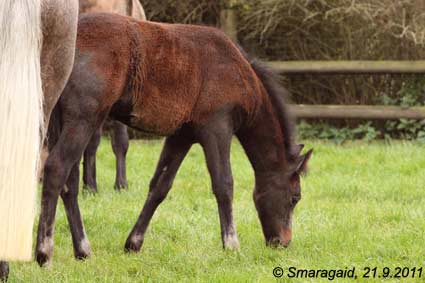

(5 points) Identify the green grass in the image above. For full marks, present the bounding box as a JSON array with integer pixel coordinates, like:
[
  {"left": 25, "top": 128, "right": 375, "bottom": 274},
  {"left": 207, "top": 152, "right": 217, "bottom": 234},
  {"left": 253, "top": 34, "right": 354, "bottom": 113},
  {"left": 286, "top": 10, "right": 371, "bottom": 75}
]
[{"left": 10, "top": 139, "right": 425, "bottom": 282}]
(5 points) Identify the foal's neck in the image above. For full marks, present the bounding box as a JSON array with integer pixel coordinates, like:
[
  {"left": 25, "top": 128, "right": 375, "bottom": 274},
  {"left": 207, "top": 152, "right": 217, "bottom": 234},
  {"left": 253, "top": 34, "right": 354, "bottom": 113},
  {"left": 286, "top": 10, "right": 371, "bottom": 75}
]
[{"left": 237, "top": 99, "right": 290, "bottom": 182}]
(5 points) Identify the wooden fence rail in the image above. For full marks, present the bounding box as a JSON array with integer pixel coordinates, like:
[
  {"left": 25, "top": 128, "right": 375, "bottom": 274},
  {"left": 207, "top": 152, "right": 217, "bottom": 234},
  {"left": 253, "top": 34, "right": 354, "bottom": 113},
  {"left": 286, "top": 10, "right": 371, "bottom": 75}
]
[
  {"left": 218, "top": 3, "right": 425, "bottom": 120},
  {"left": 269, "top": 61, "right": 425, "bottom": 119},
  {"left": 290, "top": 105, "right": 425, "bottom": 119},
  {"left": 268, "top": 60, "right": 425, "bottom": 75}
]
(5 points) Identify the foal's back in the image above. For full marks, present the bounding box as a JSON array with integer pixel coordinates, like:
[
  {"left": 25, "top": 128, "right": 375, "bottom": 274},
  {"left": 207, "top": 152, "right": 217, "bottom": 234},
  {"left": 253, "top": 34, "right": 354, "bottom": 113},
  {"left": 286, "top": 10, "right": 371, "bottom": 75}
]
[{"left": 75, "top": 13, "right": 264, "bottom": 135}]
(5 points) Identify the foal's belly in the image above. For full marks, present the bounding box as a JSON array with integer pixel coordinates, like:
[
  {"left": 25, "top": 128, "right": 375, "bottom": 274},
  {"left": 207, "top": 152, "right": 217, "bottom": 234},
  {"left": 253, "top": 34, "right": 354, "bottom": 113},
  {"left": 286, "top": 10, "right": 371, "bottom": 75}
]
[
  {"left": 111, "top": 86, "right": 197, "bottom": 136},
  {"left": 128, "top": 106, "right": 190, "bottom": 136}
]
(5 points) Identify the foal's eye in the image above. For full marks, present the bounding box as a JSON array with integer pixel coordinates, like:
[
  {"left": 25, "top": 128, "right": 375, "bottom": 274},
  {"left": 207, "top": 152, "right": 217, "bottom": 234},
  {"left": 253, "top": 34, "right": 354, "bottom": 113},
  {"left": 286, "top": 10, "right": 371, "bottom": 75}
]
[{"left": 291, "top": 195, "right": 301, "bottom": 206}]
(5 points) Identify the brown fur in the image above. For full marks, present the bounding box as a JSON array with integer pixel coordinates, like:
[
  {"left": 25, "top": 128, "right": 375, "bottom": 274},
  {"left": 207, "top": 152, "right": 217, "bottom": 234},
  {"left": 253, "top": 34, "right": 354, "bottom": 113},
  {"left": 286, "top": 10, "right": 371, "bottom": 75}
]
[
  {"left": 79, "top": 0, "right": 145, "bottom": 193},
  {"left": 77, "top": 14, "right": 264, "bottom": 135}
]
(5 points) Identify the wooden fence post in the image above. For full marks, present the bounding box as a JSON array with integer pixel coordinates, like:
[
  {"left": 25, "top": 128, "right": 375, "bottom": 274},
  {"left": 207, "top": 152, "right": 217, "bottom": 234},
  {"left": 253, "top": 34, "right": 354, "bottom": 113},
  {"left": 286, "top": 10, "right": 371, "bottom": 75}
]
[{"left": 220, "top": 0, "right": 238, "bottom": 41}]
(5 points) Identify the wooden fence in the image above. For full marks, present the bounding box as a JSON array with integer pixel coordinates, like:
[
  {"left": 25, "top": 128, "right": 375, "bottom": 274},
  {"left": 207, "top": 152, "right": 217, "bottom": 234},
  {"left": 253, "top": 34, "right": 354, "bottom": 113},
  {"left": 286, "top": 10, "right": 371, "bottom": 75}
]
[
  {"left": 269, "top": 61, "right": 425, "bottom": 75},
  {"left": 220, "top": 2, "right": 425, "bottom": 120},
  {"left": 272, "top": 61, "right": 425, "bottom": 119}
]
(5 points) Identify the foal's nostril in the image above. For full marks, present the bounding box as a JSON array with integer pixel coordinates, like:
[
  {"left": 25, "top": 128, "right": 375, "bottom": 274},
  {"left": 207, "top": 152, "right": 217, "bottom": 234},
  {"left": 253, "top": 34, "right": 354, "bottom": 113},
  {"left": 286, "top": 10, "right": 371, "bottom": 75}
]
[
  {"left": 279, "top": 228, "right": 292, "bottom": 247},
  {"left": 267, "top": 237, "right": 290, "bottom": 248},
  {"left": 282, "top": 239, "right": 291, "bottom": 248}
]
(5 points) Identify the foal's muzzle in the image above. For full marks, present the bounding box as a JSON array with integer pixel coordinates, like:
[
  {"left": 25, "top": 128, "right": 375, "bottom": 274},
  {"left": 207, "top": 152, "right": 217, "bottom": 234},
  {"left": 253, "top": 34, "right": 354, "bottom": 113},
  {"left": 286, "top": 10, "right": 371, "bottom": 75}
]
[{"left": 266, "top": 228, "right": 292, "bottom": 248}]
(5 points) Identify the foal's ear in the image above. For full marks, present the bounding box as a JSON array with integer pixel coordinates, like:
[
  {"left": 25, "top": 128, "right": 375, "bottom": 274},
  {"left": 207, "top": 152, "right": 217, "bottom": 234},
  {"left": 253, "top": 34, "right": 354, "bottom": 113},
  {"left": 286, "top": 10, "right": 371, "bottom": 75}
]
[
  {"left": 292, "top": 144, "right": 305, "bottom": 158},
  {"left": 294, "top": 148, "right": 313, "bottom": 175}
]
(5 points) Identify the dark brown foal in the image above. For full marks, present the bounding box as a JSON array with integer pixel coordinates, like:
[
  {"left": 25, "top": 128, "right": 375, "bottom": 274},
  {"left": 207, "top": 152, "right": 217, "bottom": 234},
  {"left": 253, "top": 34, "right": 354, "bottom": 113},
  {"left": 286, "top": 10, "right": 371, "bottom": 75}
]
[{"left": 36, "top": 13, "right": 312, "bottom": 266}]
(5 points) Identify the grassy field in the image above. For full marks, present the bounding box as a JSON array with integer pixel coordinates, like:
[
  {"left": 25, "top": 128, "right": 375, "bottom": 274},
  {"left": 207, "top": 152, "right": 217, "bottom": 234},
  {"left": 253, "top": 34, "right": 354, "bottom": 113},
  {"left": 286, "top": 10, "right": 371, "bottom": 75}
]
[{"left": 9, "top": 139, "right": 425, "bottom": 282}]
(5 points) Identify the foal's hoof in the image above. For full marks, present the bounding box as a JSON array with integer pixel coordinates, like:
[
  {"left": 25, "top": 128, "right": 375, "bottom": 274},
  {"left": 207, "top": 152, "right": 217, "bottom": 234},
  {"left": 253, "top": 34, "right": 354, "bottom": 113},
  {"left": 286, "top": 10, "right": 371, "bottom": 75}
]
[
  {"left": 223, "top": 234, "right": 240, "bottom": 251},
  {"left": 124, "top": 234, "right": 143, "bottom": 253},
  {"left": 0, "top": 261, "right": 9, "bottom": 282},
  {"left": 74, "top": 238, "right": 91, "bottom": 260},
  {"left": 114, "top": 181, "right": 128, "bottom": 191},
  {"left": 74, "top": 251, "right": 90, "bottom": 261},
  {"left": 266, "top": 238, "right": 290, "bottom": 248},
  {"left": 83, "top": 184, "right": 98, "bottom": 194},
  {"left": 35, "top": 251, "right": 52, "bottom": 267},
  {"left": 35, "top": 239, "right": 53, "bottom": 267}
]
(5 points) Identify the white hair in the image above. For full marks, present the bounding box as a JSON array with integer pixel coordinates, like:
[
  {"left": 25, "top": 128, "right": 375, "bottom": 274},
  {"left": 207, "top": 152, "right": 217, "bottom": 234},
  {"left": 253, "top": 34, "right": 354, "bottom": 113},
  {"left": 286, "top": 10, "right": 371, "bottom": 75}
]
[{"left": 0, "top": 0, "right": 43, "bottom": 261}]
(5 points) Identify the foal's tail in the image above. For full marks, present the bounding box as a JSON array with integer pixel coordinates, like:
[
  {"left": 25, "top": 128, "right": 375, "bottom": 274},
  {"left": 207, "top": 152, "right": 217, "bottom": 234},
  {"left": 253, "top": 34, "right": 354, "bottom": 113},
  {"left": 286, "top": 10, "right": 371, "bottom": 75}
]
[{"left": 0, "top": 0, "right": 43, "bottom": 261}]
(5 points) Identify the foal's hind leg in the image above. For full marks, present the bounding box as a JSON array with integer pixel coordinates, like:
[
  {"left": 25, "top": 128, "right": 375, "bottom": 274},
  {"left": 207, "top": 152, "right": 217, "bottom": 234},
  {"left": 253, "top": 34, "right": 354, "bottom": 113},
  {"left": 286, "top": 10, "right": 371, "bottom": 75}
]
[
  {"left": 61, "top": 164, "right": 90, "bottom": 260},
  {"left": 82, "top": 126, "right": 102, "bottom": 193},
  {"left": 0, "top": 261, "right": 8, "bottom": 282},
  {"left": 111, "top": 121, "right": 129, "bottom": 190},
  {"left": 198, "top": 119, "right": 239, "bottom": 250},
  {"left": 36, "top": 122, "right": 96, "bottom": 266},
  {"left": 125, "top": 134, "right": 192, "bottom": 252}
]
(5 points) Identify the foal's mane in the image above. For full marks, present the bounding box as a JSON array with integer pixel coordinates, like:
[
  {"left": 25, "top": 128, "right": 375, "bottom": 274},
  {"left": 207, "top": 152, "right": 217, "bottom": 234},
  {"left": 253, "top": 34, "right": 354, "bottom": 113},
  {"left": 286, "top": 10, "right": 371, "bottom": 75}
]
[{"left": 242, "top": 51, "right": 296, "bottom": 161}]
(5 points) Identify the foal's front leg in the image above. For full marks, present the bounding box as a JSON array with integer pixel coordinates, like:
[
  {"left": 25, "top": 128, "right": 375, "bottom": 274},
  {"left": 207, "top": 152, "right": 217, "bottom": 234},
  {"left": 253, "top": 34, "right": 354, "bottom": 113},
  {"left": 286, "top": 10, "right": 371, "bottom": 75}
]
[
  {"left": 125, "top": 134, "right": 192, "bottom": 252},
  {"left": 199, "top": 122, "right": 239, "bottom": 250}
]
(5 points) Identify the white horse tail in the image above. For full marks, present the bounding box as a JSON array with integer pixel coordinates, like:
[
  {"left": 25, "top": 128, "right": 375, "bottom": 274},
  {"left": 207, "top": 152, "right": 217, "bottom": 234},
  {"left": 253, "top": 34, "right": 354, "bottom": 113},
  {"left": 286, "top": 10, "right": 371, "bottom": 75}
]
[
  {"left": 130, "top": 0, "right": 146, "bottom": 20},
  {"left": 0, "top": 0, "right": 43, "bottom": 261}
]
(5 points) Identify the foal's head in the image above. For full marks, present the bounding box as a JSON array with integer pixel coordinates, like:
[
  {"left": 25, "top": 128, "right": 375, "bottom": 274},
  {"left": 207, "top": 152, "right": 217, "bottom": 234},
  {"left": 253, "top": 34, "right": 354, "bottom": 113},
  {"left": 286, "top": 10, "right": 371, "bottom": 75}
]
[{"left": 253, "top": 144, "right": 313, "bottom": 247}]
